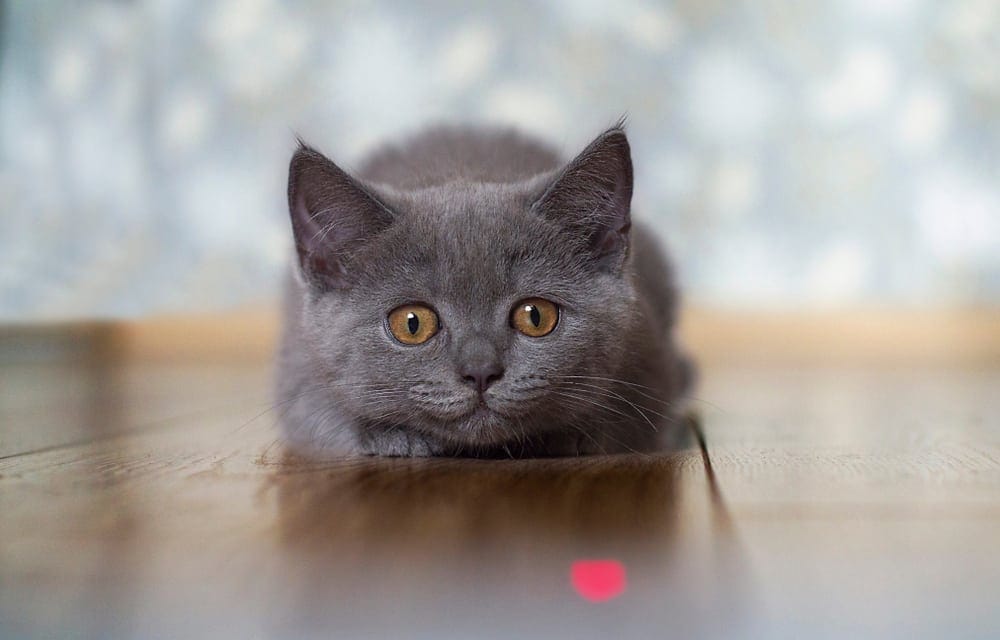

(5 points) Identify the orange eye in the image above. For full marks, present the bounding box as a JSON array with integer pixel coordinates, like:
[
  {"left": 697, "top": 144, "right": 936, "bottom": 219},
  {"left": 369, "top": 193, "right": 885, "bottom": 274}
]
[
  {"left": 511, "top": 298, "right": 559, "bottom": 337},
  {"left": 387, "top": 304, "right": 439, "bottom": 345}
]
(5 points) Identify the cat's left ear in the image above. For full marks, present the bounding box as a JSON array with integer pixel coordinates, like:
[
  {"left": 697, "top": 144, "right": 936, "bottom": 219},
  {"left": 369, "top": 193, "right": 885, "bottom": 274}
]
[
  {"left": 287, "top": 142, "right": 394, "bottom": 290},
  {"left": 532, "top": 126, "right": 633, "bottom": 271}
]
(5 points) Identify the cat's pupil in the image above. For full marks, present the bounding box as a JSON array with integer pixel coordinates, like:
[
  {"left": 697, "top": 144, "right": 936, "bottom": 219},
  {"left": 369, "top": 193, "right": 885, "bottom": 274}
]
[
  {"left": 528, "top": 305, "right": 540, "bottom": 327},
  {"left": 407, "top": 313, "right": 419, "bottom": 334}
]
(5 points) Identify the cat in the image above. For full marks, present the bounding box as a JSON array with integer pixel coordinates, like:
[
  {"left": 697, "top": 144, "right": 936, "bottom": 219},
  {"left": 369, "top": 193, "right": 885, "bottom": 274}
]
[{"left": 275, "top": 122, "right": 694, "bottom": 457}]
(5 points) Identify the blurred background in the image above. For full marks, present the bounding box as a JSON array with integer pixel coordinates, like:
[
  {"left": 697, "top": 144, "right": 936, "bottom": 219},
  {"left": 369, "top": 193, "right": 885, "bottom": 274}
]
[
  {"left": 1, "top": 0, "right": 999, "bottom": 321},
  {"left": 3, "top": 6, "right": 999, "bottom": 638}
]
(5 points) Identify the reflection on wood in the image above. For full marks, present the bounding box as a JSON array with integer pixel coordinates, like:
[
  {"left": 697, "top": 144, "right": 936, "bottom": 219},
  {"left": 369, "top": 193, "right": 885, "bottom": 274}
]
[
  {"left": 264, "top": 453, "right": 742, "bottom": 638},
  {"left": 273, "top": 454, "right": 683, "bottom": 552}
]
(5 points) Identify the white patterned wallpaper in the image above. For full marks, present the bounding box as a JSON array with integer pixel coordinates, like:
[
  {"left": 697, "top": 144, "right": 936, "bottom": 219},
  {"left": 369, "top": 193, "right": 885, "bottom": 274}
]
[{"left": 1, "top": 0, "right": 998, "bottom": 320}]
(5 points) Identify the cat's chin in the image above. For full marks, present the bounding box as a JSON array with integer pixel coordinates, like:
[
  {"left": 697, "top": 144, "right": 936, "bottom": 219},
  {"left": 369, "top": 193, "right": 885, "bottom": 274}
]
[{"left": 446, "top": 403, "right": 519, "bottom": 446}]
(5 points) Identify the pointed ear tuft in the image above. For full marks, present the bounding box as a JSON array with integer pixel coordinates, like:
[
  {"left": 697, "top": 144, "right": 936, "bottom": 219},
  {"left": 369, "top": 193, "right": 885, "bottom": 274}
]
[
  {"left": 287, "top": 142, "right": 393, "bottom": 290},
  {"left": 532, "top": 126, "right": 634, "bottom": 271}
]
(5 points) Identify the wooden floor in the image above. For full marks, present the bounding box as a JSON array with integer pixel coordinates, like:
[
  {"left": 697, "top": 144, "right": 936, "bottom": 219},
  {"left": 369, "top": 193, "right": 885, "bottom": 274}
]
[{"left": 1, "top": 327, "right": 999, "bottom": 638}]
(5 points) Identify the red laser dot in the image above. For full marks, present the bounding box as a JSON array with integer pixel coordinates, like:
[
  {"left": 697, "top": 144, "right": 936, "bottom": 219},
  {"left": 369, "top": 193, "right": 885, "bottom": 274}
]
[{"left": 570, "top": 559, "right": 627, "bottom": 603}]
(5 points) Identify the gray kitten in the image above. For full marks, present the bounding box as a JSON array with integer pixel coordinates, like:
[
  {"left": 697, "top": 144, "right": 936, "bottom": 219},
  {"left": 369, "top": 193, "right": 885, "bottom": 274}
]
[{"left": 276, "top": 124, "right": 693, "bottom": 457}]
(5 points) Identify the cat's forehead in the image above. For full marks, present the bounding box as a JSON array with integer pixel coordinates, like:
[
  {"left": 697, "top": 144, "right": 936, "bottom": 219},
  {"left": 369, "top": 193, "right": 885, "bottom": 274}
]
[
  {"left": 373, "top": 183, "right": 580, "bottom": 299},
  {"left": 403, "top": 183, "right": 545, "bottom": 254}
]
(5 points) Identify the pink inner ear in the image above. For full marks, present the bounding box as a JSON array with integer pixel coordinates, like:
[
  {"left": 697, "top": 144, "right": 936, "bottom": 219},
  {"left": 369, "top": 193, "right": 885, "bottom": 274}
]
[
  {"left": 595, "top": 231, "right": 623, "bottom": 257},
  {"left": 593, "top": 218, "right": 630, "bottom": 258}
]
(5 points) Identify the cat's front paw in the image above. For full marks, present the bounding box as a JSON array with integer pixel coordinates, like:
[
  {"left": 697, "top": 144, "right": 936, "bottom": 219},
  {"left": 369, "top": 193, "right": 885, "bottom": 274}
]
[{"left": 360, "top": 426, "right": 443, "bottom": 457}]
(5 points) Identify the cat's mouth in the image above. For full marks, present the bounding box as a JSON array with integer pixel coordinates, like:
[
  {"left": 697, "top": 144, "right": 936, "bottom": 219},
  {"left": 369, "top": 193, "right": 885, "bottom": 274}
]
[
  {"left": 411, "top": 391, "right": 519, "bottom": 444},
  {"left": 457, "top": 398, "right": 508, "bottom": 434},
  {"left": 471, "top": 401, "right": 494, "bottom": 419}
]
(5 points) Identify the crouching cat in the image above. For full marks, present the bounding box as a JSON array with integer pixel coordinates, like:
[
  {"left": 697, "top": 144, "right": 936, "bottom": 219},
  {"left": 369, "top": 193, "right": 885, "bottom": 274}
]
[{"left": 276, "top": 123, "right": 694, "bottom": 457}]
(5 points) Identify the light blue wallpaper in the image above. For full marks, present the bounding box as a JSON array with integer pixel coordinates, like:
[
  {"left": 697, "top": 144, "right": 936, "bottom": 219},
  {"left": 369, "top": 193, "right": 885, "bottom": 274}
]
[{"left": 1, "top": 0, "right": 998, "bottom": 320}]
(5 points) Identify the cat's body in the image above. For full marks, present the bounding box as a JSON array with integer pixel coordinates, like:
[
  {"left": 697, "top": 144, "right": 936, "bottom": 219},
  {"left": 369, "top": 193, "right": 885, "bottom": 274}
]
[{"left": 277, "top": 125, "right": 693, "bottom": 457}]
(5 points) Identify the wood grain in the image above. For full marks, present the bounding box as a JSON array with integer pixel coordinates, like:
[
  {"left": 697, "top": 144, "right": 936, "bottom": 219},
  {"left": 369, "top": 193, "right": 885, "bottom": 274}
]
[{"left": 1, "top": 328, "right": 999, "bottom": 638}]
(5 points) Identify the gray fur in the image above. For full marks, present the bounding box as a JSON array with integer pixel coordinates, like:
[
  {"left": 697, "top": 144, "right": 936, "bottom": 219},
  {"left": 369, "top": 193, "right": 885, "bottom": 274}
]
[{"left": 276, "top": 124, "right": 693, "bottom": 457}]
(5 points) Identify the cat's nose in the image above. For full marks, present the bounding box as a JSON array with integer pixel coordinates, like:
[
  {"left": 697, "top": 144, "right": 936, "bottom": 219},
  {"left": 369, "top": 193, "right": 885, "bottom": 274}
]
[{"left": 460, "top": 363, "right": 504, "bottom": 395}]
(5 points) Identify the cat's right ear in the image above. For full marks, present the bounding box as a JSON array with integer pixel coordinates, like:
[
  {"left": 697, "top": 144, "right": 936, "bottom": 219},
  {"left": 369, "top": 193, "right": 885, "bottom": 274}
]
[
  {"left": 287, "top": 142, "right": 393, "bottom": 290},
  {"left": 531, "top": 125, "right": 633, "bottom": 272}
]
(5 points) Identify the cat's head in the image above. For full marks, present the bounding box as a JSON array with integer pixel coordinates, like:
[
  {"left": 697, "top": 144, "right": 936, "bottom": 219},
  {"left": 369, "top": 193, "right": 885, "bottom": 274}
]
[{"left": 287, "top": 126, "right": 639, "bottom": 450}]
